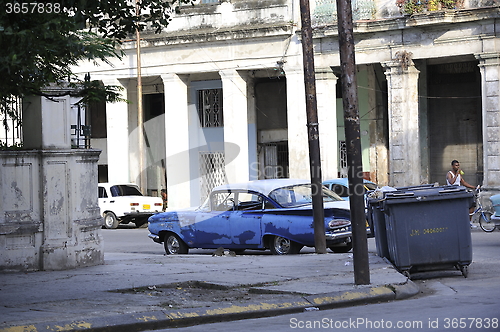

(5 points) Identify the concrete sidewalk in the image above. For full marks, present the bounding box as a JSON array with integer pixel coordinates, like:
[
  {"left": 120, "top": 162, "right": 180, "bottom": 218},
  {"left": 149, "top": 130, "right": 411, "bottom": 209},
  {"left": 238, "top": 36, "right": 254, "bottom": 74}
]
[{"left": 0, "top": 249, "right": 418, "bottom": 332}]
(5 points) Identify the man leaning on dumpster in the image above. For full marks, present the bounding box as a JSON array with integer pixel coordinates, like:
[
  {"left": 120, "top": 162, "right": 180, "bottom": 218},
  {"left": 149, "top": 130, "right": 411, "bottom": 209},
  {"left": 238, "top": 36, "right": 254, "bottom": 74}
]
[{"left": 446, "top": 160, "right": 478, "bottom": 227}]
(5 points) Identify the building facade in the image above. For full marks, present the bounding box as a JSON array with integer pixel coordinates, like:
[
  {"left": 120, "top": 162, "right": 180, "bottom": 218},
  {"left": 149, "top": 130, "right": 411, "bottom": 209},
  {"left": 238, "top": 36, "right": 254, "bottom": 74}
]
[{"left": 73, "top": 0, "right": 500, "bottom": 208}]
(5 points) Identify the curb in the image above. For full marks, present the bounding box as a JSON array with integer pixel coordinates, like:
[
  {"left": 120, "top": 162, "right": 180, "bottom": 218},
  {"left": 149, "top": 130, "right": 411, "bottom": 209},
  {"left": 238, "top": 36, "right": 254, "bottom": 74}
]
[{"left": 0, "top": 282, "right": 419, "bottom": 332}]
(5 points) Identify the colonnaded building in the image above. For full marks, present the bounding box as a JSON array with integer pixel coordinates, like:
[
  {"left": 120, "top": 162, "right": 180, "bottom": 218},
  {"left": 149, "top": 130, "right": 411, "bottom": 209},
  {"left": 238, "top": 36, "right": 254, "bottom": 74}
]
[{"left": 73, "top": 0, "right": 500, "bottom": 208}]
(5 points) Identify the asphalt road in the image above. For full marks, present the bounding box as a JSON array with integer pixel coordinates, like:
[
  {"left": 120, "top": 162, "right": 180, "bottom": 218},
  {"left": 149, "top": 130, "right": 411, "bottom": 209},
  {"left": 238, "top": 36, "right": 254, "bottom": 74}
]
[{"left": 102, "top": 227, "right": 500, "bottom": 332}]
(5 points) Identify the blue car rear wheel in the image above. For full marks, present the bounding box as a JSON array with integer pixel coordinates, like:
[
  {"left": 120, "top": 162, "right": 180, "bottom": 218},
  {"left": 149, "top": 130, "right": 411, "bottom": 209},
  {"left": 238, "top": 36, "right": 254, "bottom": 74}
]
[{"left": 270, "top": 236, "right": 302, "bottom": 255}]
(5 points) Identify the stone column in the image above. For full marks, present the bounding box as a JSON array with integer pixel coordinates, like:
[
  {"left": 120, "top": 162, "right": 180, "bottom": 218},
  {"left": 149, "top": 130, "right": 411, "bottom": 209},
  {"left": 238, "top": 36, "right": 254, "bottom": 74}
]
[
  {"left": 22, "top": 87, "right": 72, "bottom": 149},
  {"left": 161, "top": 74, "right": 192, "bottom": 209},
  {"left": 102, "top": 78, "right": 130, "bottom": 183},
  {"left": 383, "top": 57, "right": 421, "bottom": 187},
  {"left": 285, "top": 68, "right": 310, "bottom": 179},
  {"left": 476, "top": 53, "right": 500, "bottom": 193},
  {"left": 40, "top": 149, "right": 103, "bottom": 270},
  {"left": 316, "top": 68, "right": 339, "bottom": 180},
  {"left": 219, "top": 69, "right": 250, "bottom": 184},
  {"left": 4, "top": 90, "right": 103, "bottom": 271}
]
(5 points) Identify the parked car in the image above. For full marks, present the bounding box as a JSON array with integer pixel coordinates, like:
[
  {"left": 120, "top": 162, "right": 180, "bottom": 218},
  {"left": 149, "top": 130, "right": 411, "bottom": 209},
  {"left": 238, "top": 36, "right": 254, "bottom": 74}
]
[
  {"left": 323, "top": 178, "right": 377, "bottom": 238},
  {"left": 148, "top": 179, "right": 353, "bottom": 255},
  {"left": 98, "top": 183, "right": 163, "bottom": 229},
  {"left": 489, "top": 193, "right": 500, "bottom": 229},
  {"left": 322, "top": 178, "right": 378, "bottom": 201}
]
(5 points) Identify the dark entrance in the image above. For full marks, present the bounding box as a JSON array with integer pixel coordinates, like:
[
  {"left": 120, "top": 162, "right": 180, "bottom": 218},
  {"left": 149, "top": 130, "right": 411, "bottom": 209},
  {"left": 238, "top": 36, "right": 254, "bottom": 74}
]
[
  {"left": 427, "top": 61, "right": 483, "bottom": 186},
  {"left": 255, "top": 78, "right": 289, "bottom": 179}
]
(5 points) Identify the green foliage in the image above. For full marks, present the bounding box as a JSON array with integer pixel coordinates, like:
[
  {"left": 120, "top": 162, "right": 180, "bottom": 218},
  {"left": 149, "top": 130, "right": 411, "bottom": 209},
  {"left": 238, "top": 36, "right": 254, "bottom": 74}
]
[
  {"left": 0, "top": 0, "right": 193, "bottom": 129},
  {"left": 397, "top": 0, "right": 460, "bottom": 14},
  {"left": 397, "top": 0, "right": 425, "bottom": 15},
  {"left": 73, "top": 80, "right": 128, "bottom": 105},
  {"left": 440, "top": 0, "right": 457, "bottom": 9}
]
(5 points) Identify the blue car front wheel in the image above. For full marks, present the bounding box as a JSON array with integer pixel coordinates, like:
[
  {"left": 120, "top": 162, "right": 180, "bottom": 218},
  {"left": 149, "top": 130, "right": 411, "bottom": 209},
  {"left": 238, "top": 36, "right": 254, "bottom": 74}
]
[
  {"left": 164, "top": 233, "right": 189, "bottom": 255},
  {"left": 269, "top": 236, "right": 303, "bottom": 255}
]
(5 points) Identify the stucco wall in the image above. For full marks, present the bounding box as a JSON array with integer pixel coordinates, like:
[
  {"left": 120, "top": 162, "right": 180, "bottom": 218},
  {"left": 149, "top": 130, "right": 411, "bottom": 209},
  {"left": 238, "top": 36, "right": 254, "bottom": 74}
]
[{"left": 0, "top": 149, "right": 103, "bottom": 272}]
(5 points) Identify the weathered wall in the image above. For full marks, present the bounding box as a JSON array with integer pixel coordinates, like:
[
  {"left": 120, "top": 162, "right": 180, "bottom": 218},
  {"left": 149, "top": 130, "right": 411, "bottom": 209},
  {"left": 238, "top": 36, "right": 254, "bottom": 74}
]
[
  {"left": 1, "top": 91, "right": 103, "bottom": 272},
  {"left": 0, "top": 149, "right": 103, "bottom": 272}
]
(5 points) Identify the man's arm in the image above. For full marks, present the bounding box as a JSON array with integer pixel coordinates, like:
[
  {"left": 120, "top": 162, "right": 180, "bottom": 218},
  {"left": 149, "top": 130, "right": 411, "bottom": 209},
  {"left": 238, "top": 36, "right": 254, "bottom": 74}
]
[
  {"left": 460, "top": 177, "right": 476, "bottom": 189},
  {"left": 447, "top": 171, "right": 459, "bottom": 185}
]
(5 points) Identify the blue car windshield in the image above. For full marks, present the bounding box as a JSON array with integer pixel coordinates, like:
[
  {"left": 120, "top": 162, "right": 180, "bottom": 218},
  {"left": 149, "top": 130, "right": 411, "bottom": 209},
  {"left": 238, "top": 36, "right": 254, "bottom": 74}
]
[{"left": 269, "top": 184, "right": 343, "bottom": 208}]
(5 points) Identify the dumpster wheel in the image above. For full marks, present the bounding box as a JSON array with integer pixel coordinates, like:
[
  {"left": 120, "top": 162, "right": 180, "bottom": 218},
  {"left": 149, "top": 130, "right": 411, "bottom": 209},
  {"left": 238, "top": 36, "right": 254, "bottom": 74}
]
[{"left": 457, "top": 264, "right": 469, "bottom": 278}]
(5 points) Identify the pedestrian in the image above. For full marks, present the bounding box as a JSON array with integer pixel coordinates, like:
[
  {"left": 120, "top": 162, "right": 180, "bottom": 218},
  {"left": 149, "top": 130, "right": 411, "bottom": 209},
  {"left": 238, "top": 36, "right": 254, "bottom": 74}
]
[
  {"left": 446, "top": 160, "right": 477, "bottom": 227},
  {"left": 446, "top": 160, "right": 476, "bottom": 189},
  {"left": 161, "top": 189, "right": 168, "bottom": 211}
]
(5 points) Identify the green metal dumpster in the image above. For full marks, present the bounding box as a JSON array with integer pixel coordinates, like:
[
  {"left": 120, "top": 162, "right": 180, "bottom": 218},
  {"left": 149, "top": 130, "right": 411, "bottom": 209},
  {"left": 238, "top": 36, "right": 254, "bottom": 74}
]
[
  {"left": 367, "top": 184, "right": 438, "bottom": 260},
  {"left": 366, "top": 198, "right": 390, "bottom": 259},
  {"left": 369, "top": 185, "right": 473, "bottom": 278}
]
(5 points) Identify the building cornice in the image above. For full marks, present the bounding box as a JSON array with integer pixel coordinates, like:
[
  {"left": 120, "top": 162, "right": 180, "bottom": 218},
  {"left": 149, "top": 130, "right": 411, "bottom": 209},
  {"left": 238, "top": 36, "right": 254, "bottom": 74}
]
[
  {"left": 310, "top": 6, "right": 500, "bottom": 38},
  {"left": 122, "top": 22, "right": 296, "bottom": 50}
]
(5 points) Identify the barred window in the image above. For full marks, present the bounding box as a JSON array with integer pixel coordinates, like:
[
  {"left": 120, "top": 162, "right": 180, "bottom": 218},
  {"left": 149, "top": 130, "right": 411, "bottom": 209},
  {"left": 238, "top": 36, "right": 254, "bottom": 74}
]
[
  {"left": 0, "top": 96, "right": 22, "bottom": 147},
  {"left": 197, "top": 88, "right": 223, "bottom": 127},
  {"left": 339, "top": 140, "right": 348, "bottom": 177},
  {"left": 259, "top": 142, "right": 289, "bottom": 179},
  {"left": 199, "top": 151, "right": 226, "bottom": 203}
]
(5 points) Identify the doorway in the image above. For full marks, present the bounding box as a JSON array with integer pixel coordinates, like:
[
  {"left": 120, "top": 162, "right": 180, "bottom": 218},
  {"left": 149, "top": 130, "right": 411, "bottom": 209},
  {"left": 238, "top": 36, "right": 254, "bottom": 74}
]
[{"left": 427, "top": 61, "right": 483, "bottom": 186}]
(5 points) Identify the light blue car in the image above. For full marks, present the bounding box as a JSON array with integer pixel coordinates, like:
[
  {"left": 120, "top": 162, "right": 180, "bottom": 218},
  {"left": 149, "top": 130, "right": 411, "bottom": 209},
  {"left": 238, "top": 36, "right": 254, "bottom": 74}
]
[
  {"left": 322, "top": 178, "right": 377, "bottom": 201},
  {"left": 488, "top": 193, "right": 500, "bottom": 231},
  {"left": 148, "top": 179, "right": 354, "bottom": 255}
]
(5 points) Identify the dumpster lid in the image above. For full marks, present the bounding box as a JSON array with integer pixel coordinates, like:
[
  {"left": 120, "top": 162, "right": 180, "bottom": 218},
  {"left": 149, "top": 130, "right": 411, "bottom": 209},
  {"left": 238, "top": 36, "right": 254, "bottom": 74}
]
[{"left": 382, "top": 185, "right": 472, "bottom": 204}]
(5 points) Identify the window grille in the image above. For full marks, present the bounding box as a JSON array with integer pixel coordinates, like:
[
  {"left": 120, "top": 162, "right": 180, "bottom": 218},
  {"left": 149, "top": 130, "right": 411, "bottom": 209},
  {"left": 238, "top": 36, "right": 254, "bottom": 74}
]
[
  {"left": 339, "top": 140, "right": 348, "bottom": 177},
  {"left": 313, "top": 0, "right": 375, "bottom": 25},
  {"left": 199, "top": 151, "right": 226, "bottom": 202},
  {"left": 197, "top": 88, "right": 223, "bottom": 127},
  {"left": 259, "top": 142, "right": 289, "bottom": 179},
  {"left": 0, "top": 97, "right": 22, "bottom": 147},
  {"left": 70, "top": 103, "right": 91, "bottom": 149}
]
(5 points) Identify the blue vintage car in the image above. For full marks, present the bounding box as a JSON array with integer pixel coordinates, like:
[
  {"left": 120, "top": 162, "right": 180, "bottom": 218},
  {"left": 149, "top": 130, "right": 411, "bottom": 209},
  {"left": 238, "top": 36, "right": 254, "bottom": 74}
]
[
  {"left": 323, "top": 178, "right": 377, "bottom": 238},
  {"left": 148, "top": 179, "right": 352, "bottom": 255}
]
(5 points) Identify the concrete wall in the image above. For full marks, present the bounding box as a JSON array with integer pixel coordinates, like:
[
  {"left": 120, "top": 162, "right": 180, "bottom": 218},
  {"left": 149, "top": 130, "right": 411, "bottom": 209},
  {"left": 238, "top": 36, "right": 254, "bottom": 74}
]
[
  {"left": 0, "top": 149, "right": 103, "bottom": 272},
  {"left": 1, "top": 92, "right": 103, "bottom": 272}
]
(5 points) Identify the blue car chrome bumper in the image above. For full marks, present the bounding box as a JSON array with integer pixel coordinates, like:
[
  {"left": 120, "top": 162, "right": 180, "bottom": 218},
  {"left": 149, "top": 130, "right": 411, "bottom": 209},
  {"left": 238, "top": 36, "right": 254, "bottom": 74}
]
[
  {"left": 325, "top": 230, "right": 351, "bottom": 240},
  {"left": 148, "top": 233, "right": 161, "bottom": 243}
]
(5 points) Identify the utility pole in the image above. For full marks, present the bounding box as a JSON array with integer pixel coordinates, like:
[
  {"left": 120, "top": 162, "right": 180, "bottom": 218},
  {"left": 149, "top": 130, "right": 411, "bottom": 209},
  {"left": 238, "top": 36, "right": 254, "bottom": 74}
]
[
  {"left": 336, "top": 0, "right": 370, "bottom": 284},
  {"left": 136, "top": 0, "right": 146, "bottom": 194},
  {"left": 299, "top": 0, "right": 326, "bottom": 254}
]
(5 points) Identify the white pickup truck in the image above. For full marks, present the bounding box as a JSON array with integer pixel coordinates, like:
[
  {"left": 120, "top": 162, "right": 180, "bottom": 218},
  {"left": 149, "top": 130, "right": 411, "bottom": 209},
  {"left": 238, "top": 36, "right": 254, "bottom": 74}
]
[{"left": 98, "top": 183, "right": 163, "bottom": 229}]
